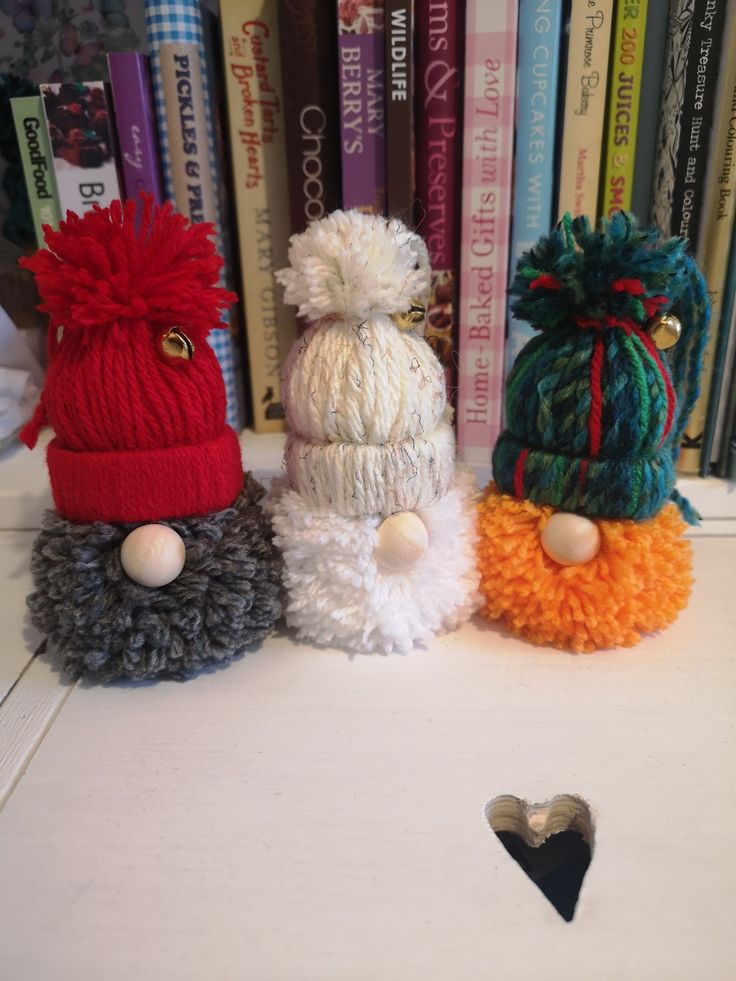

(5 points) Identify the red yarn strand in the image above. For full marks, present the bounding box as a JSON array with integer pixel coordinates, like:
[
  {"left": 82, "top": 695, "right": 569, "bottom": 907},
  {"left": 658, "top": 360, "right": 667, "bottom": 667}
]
[
  {"left": 514, "top": 448, "right": 529, "bottom": 498},
  {"left": 588, "top": 333, "right": 604, "bottom": 456},
  {"left": 530, "top": 274, "right": 561, "bottom": 291},
  {"left": 611, "top": 278, "right": 645, "bottom": 295}
]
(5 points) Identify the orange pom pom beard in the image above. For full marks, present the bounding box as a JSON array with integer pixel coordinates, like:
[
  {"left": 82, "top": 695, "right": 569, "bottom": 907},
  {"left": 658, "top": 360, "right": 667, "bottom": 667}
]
[{"left": 476, "top": 485, "right": 692, "bottom": 652}]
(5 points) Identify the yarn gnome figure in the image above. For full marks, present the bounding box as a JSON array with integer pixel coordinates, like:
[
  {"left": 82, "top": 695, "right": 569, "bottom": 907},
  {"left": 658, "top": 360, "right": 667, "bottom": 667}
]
[
  {"left": 268, "top": 209, "right": 479, "bottom": 653},
  {"left": 20, "top": 198, "right": 283, "bottom": 681},
  {"left": 477, "top": 213, "right": 710, "bottom": 652}
]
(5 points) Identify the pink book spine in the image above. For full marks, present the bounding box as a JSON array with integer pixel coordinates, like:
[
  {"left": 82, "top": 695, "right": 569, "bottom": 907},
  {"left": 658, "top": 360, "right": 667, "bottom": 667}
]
[
  {"left": 414, "top": 0, "right": 462, "bottom": 399},
  {"left": 457, "top": 0, "right": 518, "bottom": 466}
]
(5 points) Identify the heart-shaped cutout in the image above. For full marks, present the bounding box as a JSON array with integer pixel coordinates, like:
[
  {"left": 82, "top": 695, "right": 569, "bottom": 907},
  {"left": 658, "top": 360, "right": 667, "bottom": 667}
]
[{"left": 485, "top": 794, "right": 594, "bottom": 922}]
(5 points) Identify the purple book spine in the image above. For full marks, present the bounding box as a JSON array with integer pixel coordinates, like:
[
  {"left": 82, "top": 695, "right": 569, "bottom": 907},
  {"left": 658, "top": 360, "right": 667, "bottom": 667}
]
[
  {"left": 107, "top": 52, "right": 164, "bottom": 204},
  {"left": 337, "top": 1, "right": 386, "bottom": 213}
]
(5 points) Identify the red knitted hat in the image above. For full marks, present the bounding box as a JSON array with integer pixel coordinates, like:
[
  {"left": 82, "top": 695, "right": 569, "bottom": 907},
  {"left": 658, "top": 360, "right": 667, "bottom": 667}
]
[{"left": 20, "top": 197, "right": 243, "bottom": 524}]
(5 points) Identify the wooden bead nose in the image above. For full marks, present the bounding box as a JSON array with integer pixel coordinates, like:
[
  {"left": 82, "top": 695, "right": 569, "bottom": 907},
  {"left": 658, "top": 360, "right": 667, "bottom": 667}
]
[
  {"left": 374, "top": 511, "right": 429, "bottom": 572},
  {"left": 120, "top": 524, "right": 186, "bottom": 587},
  {"left": 540, "top": 512, "right": 601, "bottom": 566}
]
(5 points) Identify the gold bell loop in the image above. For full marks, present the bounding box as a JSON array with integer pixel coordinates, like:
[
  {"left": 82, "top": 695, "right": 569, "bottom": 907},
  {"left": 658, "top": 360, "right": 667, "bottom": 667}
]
[
  {"left": 647, "top": 313, "right": 681, "bottom": 350},
  {"left": 161, "top": 327, "right": 194, "bottom": 361},
  {"left": 390, "top": 300, "right": 426, "bottom": 331}
]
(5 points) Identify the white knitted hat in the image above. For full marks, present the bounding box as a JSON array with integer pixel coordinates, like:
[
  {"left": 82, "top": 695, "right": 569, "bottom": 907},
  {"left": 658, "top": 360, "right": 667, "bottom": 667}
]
[{"left": 276, "top": 210, "right": 456, "bottom": 516}]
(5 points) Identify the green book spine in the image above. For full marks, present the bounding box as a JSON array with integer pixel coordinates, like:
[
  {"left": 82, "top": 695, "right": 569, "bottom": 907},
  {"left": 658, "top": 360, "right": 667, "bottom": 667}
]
[
  {"left": 600, "top": 0, "right": 649, "bottom": 219},
  {"left": 10, "top": 96, "right": 61, "bottom": 247}
]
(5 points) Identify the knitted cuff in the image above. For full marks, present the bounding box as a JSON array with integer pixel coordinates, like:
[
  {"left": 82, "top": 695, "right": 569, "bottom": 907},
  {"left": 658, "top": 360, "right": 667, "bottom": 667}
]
[
  {"left": 285, "top": 423, "right": 456, "bottom": 517},
  {"left": 492, "top": 431, "right": 675, "bottom": 521},
  {"left": 47, "top": 428, "right": 244, "bottom": 523}
]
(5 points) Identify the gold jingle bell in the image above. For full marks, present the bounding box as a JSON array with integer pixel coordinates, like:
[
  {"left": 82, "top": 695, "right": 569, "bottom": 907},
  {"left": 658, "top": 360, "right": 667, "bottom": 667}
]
[
  {"left": 161, "top": 327, "right": 194, "bottom": 361},
  {"left": 647, "top": 313, "right": 681, "bottom": 350},
  {"left": 390, "top": 300, "right": 426, "bottom": 331}
]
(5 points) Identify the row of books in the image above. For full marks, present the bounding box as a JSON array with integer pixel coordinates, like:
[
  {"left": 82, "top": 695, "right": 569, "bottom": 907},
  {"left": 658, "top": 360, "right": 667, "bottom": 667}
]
[
  {"left": 6, "top": 0, "right": 736, "bottom": 480},
  {"left": 7, "top": 0, "right": 244, "bottom": 430}
]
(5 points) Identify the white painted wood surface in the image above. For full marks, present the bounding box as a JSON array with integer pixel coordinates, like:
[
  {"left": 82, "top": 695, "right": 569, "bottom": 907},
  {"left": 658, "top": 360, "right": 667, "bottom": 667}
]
[
  {"left": 0, "top": 531, "right": 41, "bottom": 702},
  {"left": 0, "top": 654, "right": 73, "bottom": 807},
  {"left": 0, "top": 438, "right": 52, "bottom": 530},
  {"left": 0, "top": 534, "right": 733, "bottom": 980}
]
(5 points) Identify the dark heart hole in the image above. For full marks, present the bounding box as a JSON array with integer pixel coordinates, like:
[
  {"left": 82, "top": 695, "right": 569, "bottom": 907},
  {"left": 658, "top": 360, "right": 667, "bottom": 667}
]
[
  {"left": 485, "top": 795, "right": 594, "bottom": 923},
  {"left": 494, "top": 829, "right": 592, "bottom": 922}
]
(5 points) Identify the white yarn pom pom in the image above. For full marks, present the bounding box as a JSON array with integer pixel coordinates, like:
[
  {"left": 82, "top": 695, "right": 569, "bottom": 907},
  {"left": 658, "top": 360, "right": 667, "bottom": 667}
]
[
  {"left": 266, "top": 468, "right": 480, "bottom": 654},
  {"left": 275, "top": 210, "right": 431, "bottom": 323}
]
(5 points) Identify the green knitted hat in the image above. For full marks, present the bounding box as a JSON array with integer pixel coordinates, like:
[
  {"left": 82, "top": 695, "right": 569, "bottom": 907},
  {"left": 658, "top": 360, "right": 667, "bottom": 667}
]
[{"left": 493, "top": 213, "right": 710, "bottom": 523}]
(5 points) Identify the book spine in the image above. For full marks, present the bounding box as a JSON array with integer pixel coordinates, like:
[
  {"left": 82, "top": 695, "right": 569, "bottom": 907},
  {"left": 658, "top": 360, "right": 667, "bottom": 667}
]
[
  {"left": 157, "top": 43, "right": 219, "bottom": 226},
  {"left": 649, "top": 0, "right": 696, "bottom": 236},
  {"left": 505, "top": 0, "right": 563, "bottom": 375},
  {"left": 107, "top": 52, "right": 164, "bottom": 205},
  {"left": 677, "top": 3, "right": 736, "bottom": 474},
  {"left": 727, "top": 417, "right": 736, "bottom": 478},
  {"left": 600, "top": 0, "right": 649, "bottom": 218},
  {"left": 10, "top": 96, "right": 61, "bottom": 247},
  {"left": 144, "top": 0, "right": 243, "bottom": 429},
  {"left": 39, "top": 82, "right": 122, "bottom": 219},
  {"left": 668, "top": 0, "right": 728, "bottom": 251},
  {"left": 337, "top": 0, "right": 387, "bottom": 213},
  {"left": 718, "top": 337, "right": 736, "bottom": 477},
  {"left": 630, "top": 0, "right": 669, "bottom": 222},
  {"left": 414, "top": 0, "right": 463, "bottom": 393},
  {"left": 714, "top": 278, "right": 736, "bottom": 462},
  {"left": 700, "top": 221, "right": 736, "bottom": 474},
  {"left": 556, "top": 0, "right": 614, "bottom": 220},
  {"left": 385, "top": 0, "right": 414, "bottom": 223},
  {"left": 278, "top": 0, "right": 342, "bottom": 234},
  {"left": 220, "top": 1, "right": 297, "bottom": 433},
  {"left": 457, "top": 0, "right": 518, "bottom": 465}
]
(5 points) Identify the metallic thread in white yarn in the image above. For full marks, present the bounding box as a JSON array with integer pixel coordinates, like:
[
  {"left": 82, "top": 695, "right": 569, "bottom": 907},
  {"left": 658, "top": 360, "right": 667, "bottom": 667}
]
[
  {"left": 282, "top": 317, "right": 446, "bottom": 444},
  {"left": 285, "top": 422, "right": 456, "bottom": 517}
]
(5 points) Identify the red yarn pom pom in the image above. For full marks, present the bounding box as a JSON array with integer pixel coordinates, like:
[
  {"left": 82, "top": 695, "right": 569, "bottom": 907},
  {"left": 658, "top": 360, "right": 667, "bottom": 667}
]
[{"left": 21, "top": 196, "right": 236, "bottom": 342}]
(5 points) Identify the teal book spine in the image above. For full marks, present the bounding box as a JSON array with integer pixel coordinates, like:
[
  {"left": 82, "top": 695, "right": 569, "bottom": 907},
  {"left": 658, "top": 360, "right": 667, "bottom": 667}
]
[{"left": 505, "top": 0, "right": 563, "bottom": 376}]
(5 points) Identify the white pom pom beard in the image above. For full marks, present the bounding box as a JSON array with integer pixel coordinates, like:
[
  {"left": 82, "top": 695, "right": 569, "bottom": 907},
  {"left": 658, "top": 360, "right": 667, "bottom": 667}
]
[{"left": 266, "top": 469, "right": 480, "bottom": 654}]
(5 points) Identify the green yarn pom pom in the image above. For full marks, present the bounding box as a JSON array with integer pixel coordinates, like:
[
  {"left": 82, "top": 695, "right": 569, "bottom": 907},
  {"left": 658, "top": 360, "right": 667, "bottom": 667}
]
[{"left": 510, "top": 212, "right": 689, "bottom": 332}]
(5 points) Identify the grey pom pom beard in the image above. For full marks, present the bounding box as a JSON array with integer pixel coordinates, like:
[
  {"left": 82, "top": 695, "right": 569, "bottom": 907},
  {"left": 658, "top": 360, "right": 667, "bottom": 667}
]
[{"left": 28, "top": 474, "right": 283, "bottom": 683}]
